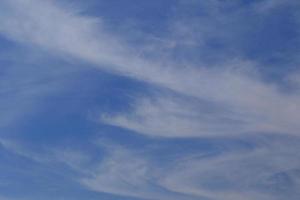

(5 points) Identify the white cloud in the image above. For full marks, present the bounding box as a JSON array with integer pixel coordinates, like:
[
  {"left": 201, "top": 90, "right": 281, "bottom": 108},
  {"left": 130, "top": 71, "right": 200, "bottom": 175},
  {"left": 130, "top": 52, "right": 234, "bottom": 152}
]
[
  {"left": 254, "top": 0, "right": 300, "bottom": 13},
  {"left": 75, "top": 138, "right": 300, "bottom": 200},
  {"left": 80, "top": 146, "right": 170, "bottom": 200},
  {"left": 101, "top": 95, "right": 249, "bottom": 137},
  {"left": 101, "top": 86, "right": 300, "bottom": 137},
  {"left": 2, "top": 136, "right": 299, "bottom": 200},
  {"left": 160, "top": 139, "right": 300, "bottom": 200},
  {"left": 0, "top": 2, "right": 299, "bottom": 200},
  {"left": 0, "top": 0, "right": 300, "bottom": 138}
]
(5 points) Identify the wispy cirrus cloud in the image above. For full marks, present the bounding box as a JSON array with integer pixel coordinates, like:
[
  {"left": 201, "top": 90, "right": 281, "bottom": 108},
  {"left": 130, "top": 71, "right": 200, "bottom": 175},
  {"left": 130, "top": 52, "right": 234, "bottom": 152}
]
[
  {"left": 1, "top": 0, "right": 300, "bottom": 138},
  {"left": 80, "top": 144, "right": 199, "bottom": 200},
  {"left": 159, "top": 137, "right": 300, "bottom": 200},
  {"left": 101, "top": 76, "right": 300, "bottom": 137},
  {"left": 0, "top": 1, "right": 300, "bottom": 200},
  {"left": 1, "top": 135, "right": 300, "bottom": 200},
  {"left": 69, "top": 137, "right": 300, "bottom": 200}
]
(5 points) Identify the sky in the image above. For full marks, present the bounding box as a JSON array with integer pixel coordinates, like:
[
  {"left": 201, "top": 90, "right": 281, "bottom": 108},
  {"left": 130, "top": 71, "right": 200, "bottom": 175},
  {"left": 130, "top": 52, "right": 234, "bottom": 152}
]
[{"left": 0, "top": 0, "right": 300, "bottom": 200}]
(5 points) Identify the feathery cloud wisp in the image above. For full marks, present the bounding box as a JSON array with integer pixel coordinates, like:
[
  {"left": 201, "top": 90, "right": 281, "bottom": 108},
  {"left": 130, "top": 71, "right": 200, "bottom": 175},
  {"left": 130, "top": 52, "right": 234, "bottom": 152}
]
[{"left": 0, "top": 0, "right": 300, "bottom": 137}]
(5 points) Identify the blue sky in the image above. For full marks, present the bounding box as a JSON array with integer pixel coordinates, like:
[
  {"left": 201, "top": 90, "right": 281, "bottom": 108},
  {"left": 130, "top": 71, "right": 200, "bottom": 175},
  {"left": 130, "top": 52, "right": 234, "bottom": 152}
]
[{"left": 0, "top": 0, "right": 300, "bottom": 200}]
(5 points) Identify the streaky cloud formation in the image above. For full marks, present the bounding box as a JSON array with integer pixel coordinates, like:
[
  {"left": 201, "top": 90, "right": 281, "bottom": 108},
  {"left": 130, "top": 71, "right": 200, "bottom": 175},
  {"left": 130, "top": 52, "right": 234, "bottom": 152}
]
[
  {"left": 54, "top": 137, "right": 300, "bottom": 200},
  {"left": 3, "top": 136, "right": 299, "bottom": 200},
  {"left": 0, "top": 0, "right": 299, "bottom": 200},
  {"left": 0, "top": 0, "right": 299, "bottom": 137}
]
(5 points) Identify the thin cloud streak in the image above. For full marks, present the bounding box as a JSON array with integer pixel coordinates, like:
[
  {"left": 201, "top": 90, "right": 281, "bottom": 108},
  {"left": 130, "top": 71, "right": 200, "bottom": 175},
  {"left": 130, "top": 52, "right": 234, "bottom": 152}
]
[
  {"left": 1, "top": 136, "right": 299, "bottom": 200},
  {"left": 64, "top": 138, "right": 300, "bottom": 200}
]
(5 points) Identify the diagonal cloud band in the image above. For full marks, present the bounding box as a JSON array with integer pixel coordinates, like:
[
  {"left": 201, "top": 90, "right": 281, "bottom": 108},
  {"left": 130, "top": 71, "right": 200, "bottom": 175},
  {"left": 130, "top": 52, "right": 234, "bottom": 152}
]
[{"left": 0, "top": 0, "right": 300, "bottom": 137}]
